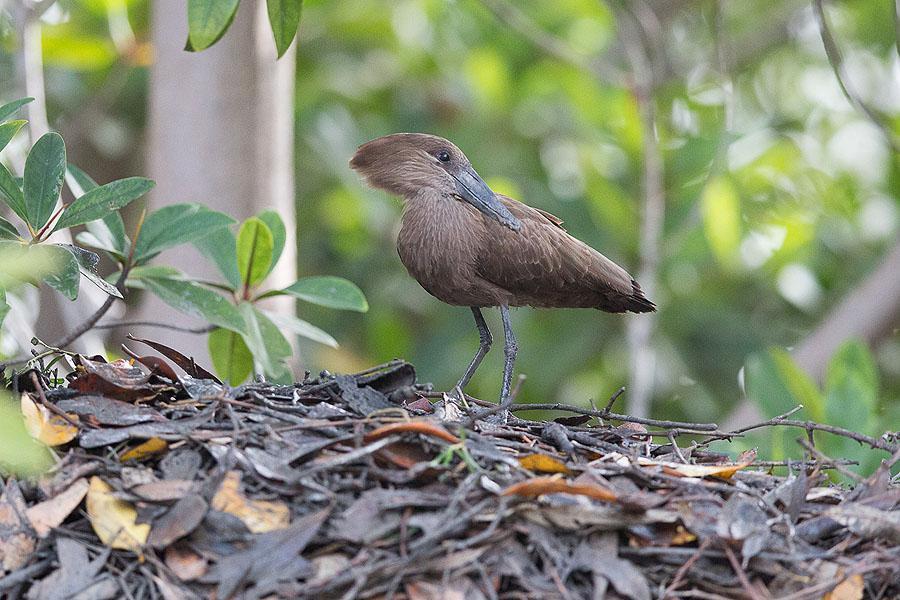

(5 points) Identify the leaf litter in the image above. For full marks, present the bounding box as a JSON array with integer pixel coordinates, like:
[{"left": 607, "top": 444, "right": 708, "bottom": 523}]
[{"left": 0, "top": 347, "right": 897, "bottom": 599}]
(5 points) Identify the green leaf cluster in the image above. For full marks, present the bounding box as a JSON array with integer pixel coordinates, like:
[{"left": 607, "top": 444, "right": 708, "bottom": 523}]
[
  {"left": 0, "top": 99, "right": 153, "bottom": 325},
  {"left": 743, "top": 341, "right": 884, "bottom": 478},
  {"left": 187, "top": 0, "right": 302, "bottom": 58},
  {"left": 124, "top": 211, "right": 367, "bottom": 385}
]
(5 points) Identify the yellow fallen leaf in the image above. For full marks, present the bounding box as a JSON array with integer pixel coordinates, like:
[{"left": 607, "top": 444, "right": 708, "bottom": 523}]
[
  {"left": 21, "top": 394, "right": 78, "bottom": 446},
  {"left": 670, "top": 526, "right": 697, "bottom": 545},
  {"left": 637, "top": 457, "right": 752, "bottom": 480},
  {"left": 518, "top": 454, "right": 573, "bottom": 475},
  {"left": 26, "top": 478, "right": 89, "bottom": 537},
  {"left": 211, "top": 471, "right": 289, "bottom": 533},
  {"left": 824, "top": 574, "right": 864, "bottom": 600},
  {"left": 120, "top": 438, "right": 168, "bottom": 462},
  {"left": 86, "top": 476, "right": 150, "bottom": 554}
]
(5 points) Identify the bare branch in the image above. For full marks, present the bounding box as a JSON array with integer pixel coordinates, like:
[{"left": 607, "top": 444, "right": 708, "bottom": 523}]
[{"left": 813, "top": 0, "right": 900, "bottom": 154}]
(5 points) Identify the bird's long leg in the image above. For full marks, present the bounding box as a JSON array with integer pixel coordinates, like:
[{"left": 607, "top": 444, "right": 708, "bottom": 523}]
[
  {"left": 499, "top": 304, "right": 518, "bottom": 407},
  {"left": 455, "top": 307, "right": 492, "bottom": 392}
]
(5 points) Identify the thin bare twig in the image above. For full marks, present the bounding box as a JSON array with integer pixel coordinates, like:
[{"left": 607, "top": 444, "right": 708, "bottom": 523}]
[
  {"left": 722, "top": 542, "right": 764, "bottom": 600},
  {"left": 94, "top": 320, "right": 214, "bottom": 334},
  {"left": 813, "top": 0, "right": 900, "bottom": 154},
  {"left": 703, "top": 405, "right": 897, "bottom": 454},
  {"left": 797, "top": 437, "right": 864, "bottom": 483},
  {"left": 506, "top": 402, "right": 718, "bottom": 431}
]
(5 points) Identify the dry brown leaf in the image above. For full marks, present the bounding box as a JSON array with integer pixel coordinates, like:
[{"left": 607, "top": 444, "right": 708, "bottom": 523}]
[
  {"left": 26, "top": 477, "right": 89, "bottom": 537},
  {"left": 0, "top": 482, "right": 35, "bottom": 572},
  {"left": 501, "top": 476, "right": 618, "bottom": 503},
  {"left": 211, "top": 471, "right": 290, "bottom": 533},
  {"left": 637, "top": 457, "right": 753, "bottom": 480},
  {"left": 364, "top": 420, "right": 460, "bottom": 444},
  {"left": 518, "top": 453, "right": 573, "bottom": 475},
  {"left": 824, "top": 574, "right": 864, "bottom": 600},
  {"left": 164, "top": 543, "right": 208, "bottom": 581},
  {"left": 21, "top": 394, "right": 78, "bottom": 446},
  {"left": 120, "top": 437, "right": 168, "bottom": 462},
  {"left": 86, "top": 476, "right": 150, "bottom": 554}
]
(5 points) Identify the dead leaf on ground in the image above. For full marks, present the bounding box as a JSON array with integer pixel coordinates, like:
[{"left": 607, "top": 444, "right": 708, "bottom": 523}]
[
  {"left": 211, "top": 470, "right": 290, "bottom": 533},
  {"left": 86, "top": 476, "right": 150, "bottom": 554},
  {"left": 518, "top": 453, "right": 573, "bottom": 475},
  {"left": 165, "top": 543, "right": 208, "bottom": 581},
  {"left": 406, "top": 579, "right": 485, "bottom": 600},
  {"left": 69, "top": 356, "right": 162, "bottom": 401},
  {"left": 636, "top": 455, "right": 754, "bottom": 480},
  {"left": 364, "top": 420, "right": 460, "bottom": 444},
  {"left": 824, "top": 573, "right": 864, "bottom": 600},
  {"left": 120, "top": 437, "right": 168, "bottom": 462},
  {"left": 502, "top": 477, "right": 618, "bottom": 503},
  {"left": 148, "top": 495, "right": 208, "bottom": 547},
  {"left": 25, "top": 537, "right": 115, "bottom": 600},
  {"left": 21, "top": 394, "right": 78, "bottom": 446},
  {"left": 0, "top": 480, "right": 36, "bottom": 572},
  {"left": 26, "top": 477, "right": 89, "bottom": 537}
]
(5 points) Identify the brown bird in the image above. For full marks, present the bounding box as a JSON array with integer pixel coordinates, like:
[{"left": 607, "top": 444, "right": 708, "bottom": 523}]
[{"left": 350, "top": 133, "right": 654, "bottom": 411}]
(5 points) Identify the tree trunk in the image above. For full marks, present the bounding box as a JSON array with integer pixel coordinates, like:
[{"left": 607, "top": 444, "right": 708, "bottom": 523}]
[{"left": 139, "top": 0, "right": 296, "bottom": 364}]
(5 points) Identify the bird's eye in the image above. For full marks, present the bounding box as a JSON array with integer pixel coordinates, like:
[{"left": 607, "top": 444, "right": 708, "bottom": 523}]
[{"left": 436, "top": 150, "right": 451, "bottom": 163}]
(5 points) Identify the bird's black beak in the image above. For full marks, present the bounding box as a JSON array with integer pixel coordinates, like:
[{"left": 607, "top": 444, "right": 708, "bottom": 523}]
[{"left": 451, "top": 166, "right": 521, "bottom": 231}]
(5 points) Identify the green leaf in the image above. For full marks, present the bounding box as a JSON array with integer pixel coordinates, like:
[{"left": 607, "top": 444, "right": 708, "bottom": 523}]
[
  {"left": 67, "top": 165, "right": 131, "bottom": 259},
  {"left": 124, "top": 265, "right": 181, "bottom": 290},
  {"left": 0, "top": 98, "right": 33, "bottom": 123},
  {"left": 187, "top": 0, "right": 241, "bottom": 51},
  {"left": 745, "top": 347, "right": 824, "bottom": 420},
  {"left": 53, "top": 177, "right": 153, "bottom": 233},
  {"left": 142, "top": 276, "right": 245, "bottom": 332},
  {"left": 0, "top": 241, "right": 59, "bottom": 288},
  {"left": 236, "top": 217, "right": 274, "bottom": 289},
  {"left": 23, "top": 132, "right": 66, "bottom": 231},
  {"left": 0, "top": 393, "right": 53, "bottom": 476},
  {"left": 0, "top": 162, "right": 28, "bottom": 224},
  {"left": 0, "top": 120, "right": 26, "bottom": 153},
  {"left": 0, "top": 216, "right": 19, "bottom": 240},
  {"left": 193, "top": 226, "right": 241, "bottom": 290},
  {"left": 65, "top": 163, "right": 98, "bottom": 193},
  {"left": 133, "top": 203, "right": 235, "bottom": 264},
  {"left": 266, "top": 0, "right": 303, "bottom": 58},
  {"left": 57, "top": 244, "right": 123, "bottom": 299},
  {"left": 0, "top": 290, "right": 8, "bottom": 328},
  {"left": 38, "top": 244, "right": 81, "bottom": 300},
  {"left": 280, "top": 276, "right": 368, "bottom": 312},
  {"left": 823, "top": 341, "right": 880, "bottom": 476},
  {"left": 208, "top": 327, "right": 254, "bottom": 385},
  {"left": 257, "top": 210, "right": 286, "bottom": 277},
  {"left": 261, "top": 308, "right": 338, "bottom": 348},
  {"left": 701, "top": 175, "right": 741, "bottom": 268},
  {"left": 238, "top": 303, "right": 292, "bottom": 377}
]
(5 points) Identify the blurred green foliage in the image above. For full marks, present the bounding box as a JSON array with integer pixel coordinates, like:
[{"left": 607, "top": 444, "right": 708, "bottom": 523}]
[{"left": 0, "top": 1, "right": 897, "bottom": 464}]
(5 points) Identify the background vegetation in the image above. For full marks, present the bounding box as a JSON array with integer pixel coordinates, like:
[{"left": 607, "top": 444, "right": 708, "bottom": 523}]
[{"left": 0, "top": 0, "right": 897, "bottom": 469}]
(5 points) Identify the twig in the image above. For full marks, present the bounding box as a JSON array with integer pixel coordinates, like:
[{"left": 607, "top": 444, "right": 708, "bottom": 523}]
[
  {"left": 664, "top": 538, "right": 713, "bottom": 596},
  {"left": 94, "top": 320, "right": 214, "bottom": 334},
  {"left": 506, "top": 402, "right": 718, "bottom": 431},
  {"left": 706, "top": 407, "right": 897, "bottom": 454},
  {"left": 29, "top": 372, "right": 80, "bottom": 430},
  {"left": 722, "top": 542, "right": 764, "bottom": 600},
  {"left": 797, "top": 437, "right": 864, "bottom": 483},
  {"left": 476, "top": 0, "right": 622, "bottom": 83},
  {"left": 813, "top": 0, "right": 900, "bottom": 154},
  {"left": 466, "top": 374, "right": 526, "bottom": 425},
  {"left": 601, "top": 386, "right": 626, "bottom": 413},
  {"left": 52, "top": 267, "right": 130, "bottom": 349}
]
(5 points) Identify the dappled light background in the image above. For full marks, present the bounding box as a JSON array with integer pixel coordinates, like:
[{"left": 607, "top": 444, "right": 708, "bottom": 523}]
[{"left": 0, "top": 0, "right": 897, "bottom": 457}]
